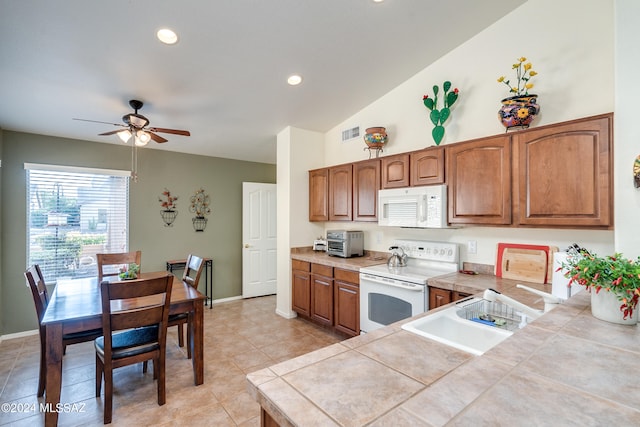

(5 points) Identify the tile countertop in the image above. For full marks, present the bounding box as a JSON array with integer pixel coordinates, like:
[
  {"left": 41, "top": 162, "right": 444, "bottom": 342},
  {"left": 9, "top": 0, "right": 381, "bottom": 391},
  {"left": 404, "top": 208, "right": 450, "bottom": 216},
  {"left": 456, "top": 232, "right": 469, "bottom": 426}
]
[
  {"left": 290, "top": 247, "right": 388, "bottom": 271},
  {"left": 248, "top": 272, "right": 640, "bottom": 426}
]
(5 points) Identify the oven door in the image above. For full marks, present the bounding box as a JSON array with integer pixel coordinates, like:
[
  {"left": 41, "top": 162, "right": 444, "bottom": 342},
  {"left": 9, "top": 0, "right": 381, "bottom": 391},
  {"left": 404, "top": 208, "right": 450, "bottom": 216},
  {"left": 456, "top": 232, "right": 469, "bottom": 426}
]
[{"left": 359, "top": 272, "right": 427, "bottom": 333}]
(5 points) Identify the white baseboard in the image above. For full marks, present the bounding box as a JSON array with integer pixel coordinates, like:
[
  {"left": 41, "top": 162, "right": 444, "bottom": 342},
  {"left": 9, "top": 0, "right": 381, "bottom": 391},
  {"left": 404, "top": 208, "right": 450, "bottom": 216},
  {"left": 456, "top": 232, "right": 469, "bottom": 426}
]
[
  {"left": 211, "top": 295, "right": 243, "bottom": 305},
  {"left": 276, "top": 308, "right": 298, "bottom": 319},
  {"left": 0, "top": 329, "right": 39, "bottom": 342}
]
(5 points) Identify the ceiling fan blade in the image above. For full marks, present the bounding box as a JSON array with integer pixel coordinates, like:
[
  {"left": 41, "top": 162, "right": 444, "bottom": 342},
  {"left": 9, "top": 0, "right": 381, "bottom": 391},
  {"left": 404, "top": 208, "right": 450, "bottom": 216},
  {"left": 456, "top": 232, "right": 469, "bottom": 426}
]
[
  {"left": 73, "top": 118, "right": 126, "bottom": 127},
  {"left": 147, "top": 127, "right": 191, "bottom": 136},
  {"left": 98, "top": 130, "right": 125, "bottom": 136},
  {"left": 148, "top": 131, "right": 168, "bottom": 143}
]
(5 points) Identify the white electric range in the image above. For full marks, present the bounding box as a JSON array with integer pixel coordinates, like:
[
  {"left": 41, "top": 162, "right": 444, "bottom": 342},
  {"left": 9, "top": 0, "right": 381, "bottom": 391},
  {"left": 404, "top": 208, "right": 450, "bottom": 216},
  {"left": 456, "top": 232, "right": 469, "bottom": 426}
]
[{"left": 359, "top": 240, "right": 459, "bottom": 333}]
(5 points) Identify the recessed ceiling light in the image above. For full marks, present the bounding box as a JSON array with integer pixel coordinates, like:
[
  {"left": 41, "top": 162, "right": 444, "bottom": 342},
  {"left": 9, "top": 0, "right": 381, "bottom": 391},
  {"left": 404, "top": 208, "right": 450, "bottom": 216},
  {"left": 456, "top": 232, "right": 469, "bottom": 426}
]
[
  {"left": 287, "top": 74, "right": 303, "bottom": 86},
  {"left": 373, "top": 0, "right": 384, "bottom": 3},
  {"left": 157, "top": 28, "right": 178, "bottom": 45}
]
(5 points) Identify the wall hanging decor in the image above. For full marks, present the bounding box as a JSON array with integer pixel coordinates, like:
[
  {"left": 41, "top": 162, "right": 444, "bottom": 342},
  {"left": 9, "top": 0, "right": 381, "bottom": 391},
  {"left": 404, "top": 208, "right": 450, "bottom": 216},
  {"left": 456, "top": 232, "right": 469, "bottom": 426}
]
[
  {"left": 422, "top": 81, "right": 459, "bottom": 145},
  {"left": 634, "top": 155, "right": 640, "bottom": 188},
  {"left": 363, "top": 127, "right": 388, "bottom": 158},
  {"left": 189, "top": 188, "right": 211, "bottom": 232},
  {"left": 158, "top": 188, "right": 179, "bottom": 227},
  {"left": 497, "top": 57, "right": 540, "bottom": 131}
]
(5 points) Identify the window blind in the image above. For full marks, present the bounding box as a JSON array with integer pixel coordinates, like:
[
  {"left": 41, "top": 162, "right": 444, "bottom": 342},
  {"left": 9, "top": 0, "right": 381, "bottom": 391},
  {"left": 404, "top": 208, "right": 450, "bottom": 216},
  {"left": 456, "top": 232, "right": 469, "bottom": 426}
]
[{"left": 25, "top": 164, "right": 130, "bottom": 284}]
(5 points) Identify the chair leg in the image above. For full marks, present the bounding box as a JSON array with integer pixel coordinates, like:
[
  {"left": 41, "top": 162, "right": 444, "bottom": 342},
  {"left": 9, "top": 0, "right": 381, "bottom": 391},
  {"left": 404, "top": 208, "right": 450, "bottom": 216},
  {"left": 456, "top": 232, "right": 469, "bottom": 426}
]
[
  {"left": 104, "top": 366, "right": 113, "bottom": 424},
  {"left": 153, "top": 358, "right": 158, "bottom": 380},
  {"left": 143, "top": 361, "right": 148, "bottom": 373},
  {"left": 157, "top": 355, "right": 166, "bottom": 406},
  {"left": 95, "top": 355, "right": 103, "bottom": 397},
  {"left": 37, "top": 338, "right": 46, "bottom": 397},
  {"left": 186, "top": 320, "right": 192, "bottom": 359},
  {"left": 177, "top": 323, "right": 184, "bottom": 348}
]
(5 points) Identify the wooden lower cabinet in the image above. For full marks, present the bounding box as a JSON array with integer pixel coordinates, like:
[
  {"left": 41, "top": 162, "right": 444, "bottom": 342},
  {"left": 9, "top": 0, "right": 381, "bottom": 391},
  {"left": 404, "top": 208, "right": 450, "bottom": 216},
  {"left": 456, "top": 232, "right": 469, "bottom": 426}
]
[
  {"left": 310, "top": 267, "right": 334, "bottom": 327},
  {"left": 261, "top": 408, "right": 279, "bottom": 427},
  {"left": 333, "top": 268, "right": 360, "bottom": 336},
  {"left": 291, "top": 260, "right": 311, "bottom": 316},
  {"left": 292, "top": 261, "right": 360, "bottom": 337},
  {"left": 429, "top": 287, "right": 471, "bottom": 310}
]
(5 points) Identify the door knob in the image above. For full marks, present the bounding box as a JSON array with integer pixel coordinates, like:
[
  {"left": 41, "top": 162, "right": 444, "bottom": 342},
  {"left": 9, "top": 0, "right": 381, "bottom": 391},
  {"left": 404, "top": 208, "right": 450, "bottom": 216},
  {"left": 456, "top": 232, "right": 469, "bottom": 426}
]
[{"left": 244, "top": 243, "right": 251, "bottom": 248}]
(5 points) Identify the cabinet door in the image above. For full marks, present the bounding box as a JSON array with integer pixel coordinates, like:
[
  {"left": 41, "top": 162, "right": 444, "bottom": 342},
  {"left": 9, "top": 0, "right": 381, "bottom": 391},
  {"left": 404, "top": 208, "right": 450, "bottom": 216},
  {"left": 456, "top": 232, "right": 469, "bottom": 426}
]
[
  {"left": 429, "top": 287, "right": 451, "bottom": 309},
  {"left": 353, "top": 159, "right": 380, "bottom": 222},
  {"left": 381, "top": 154, "right": 410, "bottom": 188},
  {"left": 333, "top": 268, "right": 360, "bottom": 336},
  {"left": 292, "top": 269, "right": 311, "bottom": 316},
  {"left": 513, "top": 114, "right": 612, "bottom": 227},
  {"left": 334, "top": 280, "right": 359, "bottom": 336},
  {"left": 447, "top": 135, "right": 512, "bottom": 225},
  {"left": 310, "top": 274, "right": 334, "bottom": 326},
  {"left": 453, "top": 291, "right": 471, "bottom": 302},
  {"left": 309, "top": 168, "right": 329, "bottom": 221},
  {"left": 410, "top": 146, "right": 445, "bottom": 186},
  {"left": 329, "top": 164, "right": 353, "bottom": 221}
]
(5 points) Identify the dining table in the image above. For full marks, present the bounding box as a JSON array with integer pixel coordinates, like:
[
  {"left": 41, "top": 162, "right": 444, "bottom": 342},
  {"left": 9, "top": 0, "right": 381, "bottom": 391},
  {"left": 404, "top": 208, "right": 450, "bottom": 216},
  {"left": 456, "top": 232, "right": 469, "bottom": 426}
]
[{"left": 40, "top": 270, "right": 206, "bottom": 427}]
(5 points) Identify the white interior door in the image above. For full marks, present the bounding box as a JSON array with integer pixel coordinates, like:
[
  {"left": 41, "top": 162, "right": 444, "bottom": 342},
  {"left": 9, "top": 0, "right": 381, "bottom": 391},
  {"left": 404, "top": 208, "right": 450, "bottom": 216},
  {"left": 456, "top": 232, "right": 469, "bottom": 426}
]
[{"left": 242, "top": 182, "right": 277, "bottom": 298}]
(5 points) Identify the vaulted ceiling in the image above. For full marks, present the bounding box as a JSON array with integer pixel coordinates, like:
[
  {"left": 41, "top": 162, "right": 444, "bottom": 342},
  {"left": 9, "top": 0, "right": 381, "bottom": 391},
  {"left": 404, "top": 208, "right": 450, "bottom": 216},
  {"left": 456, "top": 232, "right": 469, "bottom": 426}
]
[{"left": 0, "top": 0, "right": 526, "bottom": 164}]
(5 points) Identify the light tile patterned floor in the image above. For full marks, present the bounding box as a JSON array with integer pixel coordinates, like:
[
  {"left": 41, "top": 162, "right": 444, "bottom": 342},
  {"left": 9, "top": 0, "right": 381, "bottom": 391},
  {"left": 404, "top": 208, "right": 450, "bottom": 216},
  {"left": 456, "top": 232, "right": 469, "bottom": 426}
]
[{"left": 0, "top": 295, "right": 344, "bottom": 426}]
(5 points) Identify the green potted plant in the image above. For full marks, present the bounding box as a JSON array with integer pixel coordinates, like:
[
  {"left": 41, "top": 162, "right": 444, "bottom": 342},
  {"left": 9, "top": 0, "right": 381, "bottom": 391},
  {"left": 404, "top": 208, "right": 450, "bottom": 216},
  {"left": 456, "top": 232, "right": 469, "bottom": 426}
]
[
  {"left": 562, "top": 249, "right": 640, "bottom": 324},
  {"left": 119, "top": 263, "right": 140, "bottom": 280}
]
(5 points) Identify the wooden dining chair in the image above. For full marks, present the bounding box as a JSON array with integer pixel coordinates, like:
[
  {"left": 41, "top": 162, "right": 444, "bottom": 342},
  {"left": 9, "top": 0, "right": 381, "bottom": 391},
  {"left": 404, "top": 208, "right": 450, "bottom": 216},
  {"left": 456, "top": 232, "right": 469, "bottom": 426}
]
[
  {"left": 24, "top": 264, "right": 103, "bottom": 397},
  {"left": 168, "top": 254, "right": 204, "bottom": 359},
  {"left": 96, "top": 251, "right": 142, "bottom": 280},
  {"left": 95, "top": 272, "right": 173, "bottom": 424}
]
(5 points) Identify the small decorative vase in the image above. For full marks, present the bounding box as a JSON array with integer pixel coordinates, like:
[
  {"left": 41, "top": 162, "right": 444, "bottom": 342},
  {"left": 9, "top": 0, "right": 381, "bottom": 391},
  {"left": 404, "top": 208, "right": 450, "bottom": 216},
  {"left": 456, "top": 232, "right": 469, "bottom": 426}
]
[
  {"left": 160, "top": 209, "right": 178, "bottom": 227},
  {"left": 590, "top": 289, "right": 638, "bottom": 325},
  {"left": 498, "top": 95, "right": 540, "bottom": 131},
  {"left": 363, "top": 127, "right": 387, "bottom": 158},
  {"left": 192, "top": 216, "right": 207, "bottom": 232}
]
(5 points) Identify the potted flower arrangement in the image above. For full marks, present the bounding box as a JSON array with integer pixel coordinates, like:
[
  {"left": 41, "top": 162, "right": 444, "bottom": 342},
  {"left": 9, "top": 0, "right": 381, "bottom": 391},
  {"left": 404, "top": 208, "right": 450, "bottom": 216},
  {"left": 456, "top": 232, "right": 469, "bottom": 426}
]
[
  {"left": 189, "top": 188, "right": 211, "bottom": 232},
  {"left": 562, "top": 248, "right": 640, "bottom": 324},
  {"left": 119, "top": 263, "right": 140, "bottom": 280},
  {"left": 159, "top": 188, "right": 178, "bottom": 226},
  {"left": 496, "top": 56, "right": 540, "bottom": 130}
]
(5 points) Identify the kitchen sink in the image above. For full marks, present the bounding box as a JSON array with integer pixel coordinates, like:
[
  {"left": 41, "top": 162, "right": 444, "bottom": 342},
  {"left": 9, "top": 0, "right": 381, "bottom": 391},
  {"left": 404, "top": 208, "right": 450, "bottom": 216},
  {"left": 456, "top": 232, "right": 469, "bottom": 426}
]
[{"left": 401, "top": 298, "right": 520, "bottom": 355}]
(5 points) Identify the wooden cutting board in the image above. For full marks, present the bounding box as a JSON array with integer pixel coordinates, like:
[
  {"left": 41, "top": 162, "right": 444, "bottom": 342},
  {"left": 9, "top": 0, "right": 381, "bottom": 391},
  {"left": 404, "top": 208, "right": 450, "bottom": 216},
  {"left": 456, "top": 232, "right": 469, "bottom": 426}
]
[{"left": 495, "top": 243, "right": 559, "bottom": 284}]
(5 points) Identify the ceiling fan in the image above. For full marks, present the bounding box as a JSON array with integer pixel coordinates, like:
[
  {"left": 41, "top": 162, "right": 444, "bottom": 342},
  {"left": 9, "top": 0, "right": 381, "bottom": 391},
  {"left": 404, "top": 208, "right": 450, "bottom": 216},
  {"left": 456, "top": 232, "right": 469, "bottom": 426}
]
[{"left": 73, "top": 99, "right": 190, "bottom": 146}]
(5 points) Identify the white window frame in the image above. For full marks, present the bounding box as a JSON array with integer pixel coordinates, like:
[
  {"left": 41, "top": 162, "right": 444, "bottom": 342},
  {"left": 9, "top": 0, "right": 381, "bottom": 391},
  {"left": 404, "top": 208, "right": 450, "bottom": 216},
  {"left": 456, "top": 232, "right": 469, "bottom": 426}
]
[{"left": 25, "top": 163, "right": 131, "bottom": 284}]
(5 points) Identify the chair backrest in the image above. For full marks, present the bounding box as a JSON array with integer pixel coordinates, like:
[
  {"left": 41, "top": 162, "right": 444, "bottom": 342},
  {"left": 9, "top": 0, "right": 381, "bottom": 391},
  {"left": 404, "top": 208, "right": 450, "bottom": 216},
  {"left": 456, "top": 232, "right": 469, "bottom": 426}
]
[
  {"left": 24, "top": 264, "right": 49, "bottom": 323},
  {"left": 99, "top": 273, "right": 173, "bottom": 353},
  {"left": 97, "top": 251, "right": 142, "bottom": 280},
  {"left": 182, "top": 254, "right": 205, "bottom": 288}
]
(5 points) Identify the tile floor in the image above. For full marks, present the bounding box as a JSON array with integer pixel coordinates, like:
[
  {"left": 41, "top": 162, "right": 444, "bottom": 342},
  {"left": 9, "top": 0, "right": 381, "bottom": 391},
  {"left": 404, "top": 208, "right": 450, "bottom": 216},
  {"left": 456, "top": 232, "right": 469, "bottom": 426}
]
[{"left": 0, "top": 295, "right": 345, "bottom": 426}]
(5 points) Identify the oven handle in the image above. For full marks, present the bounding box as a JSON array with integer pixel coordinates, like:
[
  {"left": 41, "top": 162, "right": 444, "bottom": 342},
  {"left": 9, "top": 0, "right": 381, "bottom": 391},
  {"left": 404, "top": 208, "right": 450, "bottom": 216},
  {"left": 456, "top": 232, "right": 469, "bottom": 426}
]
[{"left": 360, "top": 274, "right": 424, "bottom": 291}]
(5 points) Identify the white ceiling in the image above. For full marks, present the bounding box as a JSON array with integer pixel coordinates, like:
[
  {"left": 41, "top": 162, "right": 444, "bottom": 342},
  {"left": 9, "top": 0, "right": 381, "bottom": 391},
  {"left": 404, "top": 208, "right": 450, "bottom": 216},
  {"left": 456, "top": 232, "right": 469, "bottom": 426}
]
[{"left": 0, "top": 0, "right": 525, "bottom": 164}]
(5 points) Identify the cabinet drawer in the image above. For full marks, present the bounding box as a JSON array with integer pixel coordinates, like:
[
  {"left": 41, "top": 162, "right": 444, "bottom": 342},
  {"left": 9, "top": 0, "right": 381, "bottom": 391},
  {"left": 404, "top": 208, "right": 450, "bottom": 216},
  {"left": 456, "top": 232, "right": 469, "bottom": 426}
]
[
  {"left": 311, "top": 263, "right": 333, "bottom": 277},
  {"left": 292, "top": 260, "right": 310, "bottom": 272},
  {"left": 334, "top": 268, "right": 359, "bottom": 284}
]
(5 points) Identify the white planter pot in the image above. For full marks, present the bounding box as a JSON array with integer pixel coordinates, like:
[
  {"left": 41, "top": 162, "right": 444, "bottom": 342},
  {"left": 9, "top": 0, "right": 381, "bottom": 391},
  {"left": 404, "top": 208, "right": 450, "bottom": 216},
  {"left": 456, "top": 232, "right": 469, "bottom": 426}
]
[{"left": 591, "top": 289, "right": 638, "bottom": 325}]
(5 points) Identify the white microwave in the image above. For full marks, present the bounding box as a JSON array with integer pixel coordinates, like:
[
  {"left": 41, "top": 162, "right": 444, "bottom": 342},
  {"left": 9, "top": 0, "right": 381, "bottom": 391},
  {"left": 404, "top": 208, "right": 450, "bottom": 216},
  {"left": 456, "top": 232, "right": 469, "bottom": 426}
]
[{"left": 378, "top": 185, "right": 448, "bottom": 228}]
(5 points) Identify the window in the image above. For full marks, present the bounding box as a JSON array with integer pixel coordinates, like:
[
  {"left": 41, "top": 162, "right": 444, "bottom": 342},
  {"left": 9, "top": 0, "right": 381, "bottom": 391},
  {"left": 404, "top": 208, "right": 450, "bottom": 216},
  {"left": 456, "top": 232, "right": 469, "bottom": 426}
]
[{"left": 25, "top": 164, "right": 130, "bottom": 284}]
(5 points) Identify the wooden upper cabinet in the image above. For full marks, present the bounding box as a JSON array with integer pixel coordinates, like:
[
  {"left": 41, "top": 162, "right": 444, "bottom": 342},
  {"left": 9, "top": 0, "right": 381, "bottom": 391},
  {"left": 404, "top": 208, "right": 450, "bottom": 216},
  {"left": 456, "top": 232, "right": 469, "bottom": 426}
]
[
  {"left": 410, "top": 146, "right": 445, "bottom": 186},
  {"left": 329, "top": 164, "right": 353, "bottom": 221},
  {"left": 513, "top": 113, "right": 613, "bottom": 227},
  {"left": 381, "top": 154, "right": 410, "bottom": 188},
  {"left": 353, "top": 159, "right": 380, "bottom": 222},
  {"left": 447, "top": 135, "right": 512, "bottom": 225},
  {"left": 309, "top": 168, "right": 329, "bottom": 221}
]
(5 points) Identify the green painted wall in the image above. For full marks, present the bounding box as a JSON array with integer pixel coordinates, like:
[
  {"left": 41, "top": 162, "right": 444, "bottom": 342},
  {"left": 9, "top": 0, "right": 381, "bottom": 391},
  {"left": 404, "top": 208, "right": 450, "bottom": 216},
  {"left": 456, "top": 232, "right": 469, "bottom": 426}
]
[{"left": 0, "top": 130, "right": 276, "bottom": 335}]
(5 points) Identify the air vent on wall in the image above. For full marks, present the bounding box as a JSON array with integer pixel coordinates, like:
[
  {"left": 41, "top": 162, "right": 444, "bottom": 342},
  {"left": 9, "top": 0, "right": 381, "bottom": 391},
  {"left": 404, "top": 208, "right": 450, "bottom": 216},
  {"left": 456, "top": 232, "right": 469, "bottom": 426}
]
[{"left": 341, "top": 126, "right": 360, "bottom": 142}]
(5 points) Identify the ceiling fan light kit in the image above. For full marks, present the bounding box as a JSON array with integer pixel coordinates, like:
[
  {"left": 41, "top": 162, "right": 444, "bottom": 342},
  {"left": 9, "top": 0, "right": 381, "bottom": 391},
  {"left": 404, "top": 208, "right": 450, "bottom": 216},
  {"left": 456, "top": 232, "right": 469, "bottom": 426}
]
[{"left": 73, "top": 99, "right": 190, "bottom": 181}]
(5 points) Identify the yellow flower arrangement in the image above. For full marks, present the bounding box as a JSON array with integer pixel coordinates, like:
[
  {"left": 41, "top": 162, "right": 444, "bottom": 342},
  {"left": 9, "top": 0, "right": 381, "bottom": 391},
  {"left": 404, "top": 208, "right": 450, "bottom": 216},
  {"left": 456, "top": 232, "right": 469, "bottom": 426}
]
[{"left": 497, "top": 56, "right": 538, "bottom": 97}]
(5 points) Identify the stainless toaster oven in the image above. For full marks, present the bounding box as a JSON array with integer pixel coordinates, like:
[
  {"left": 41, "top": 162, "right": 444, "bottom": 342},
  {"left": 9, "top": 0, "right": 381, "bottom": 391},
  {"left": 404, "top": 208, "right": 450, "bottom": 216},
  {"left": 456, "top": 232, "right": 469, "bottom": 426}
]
[{"left": 326, "top": 230, "right": 364, "bottom": 258}]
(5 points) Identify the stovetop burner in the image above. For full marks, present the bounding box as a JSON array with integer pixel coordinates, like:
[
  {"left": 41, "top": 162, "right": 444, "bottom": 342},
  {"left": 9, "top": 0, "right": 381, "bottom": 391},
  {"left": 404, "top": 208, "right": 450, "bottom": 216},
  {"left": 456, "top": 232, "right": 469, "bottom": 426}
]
[{"left": 360, "top": 240, "right": 459, "bottom": 285}]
